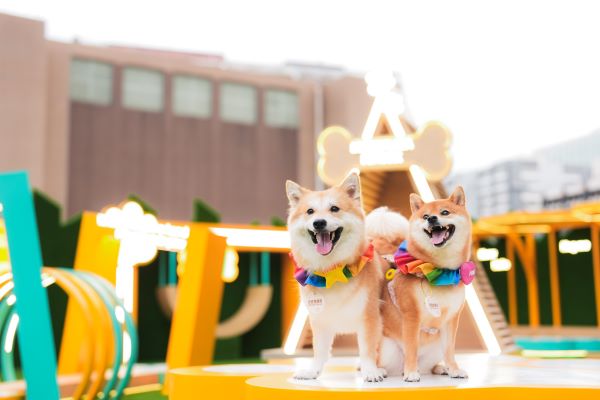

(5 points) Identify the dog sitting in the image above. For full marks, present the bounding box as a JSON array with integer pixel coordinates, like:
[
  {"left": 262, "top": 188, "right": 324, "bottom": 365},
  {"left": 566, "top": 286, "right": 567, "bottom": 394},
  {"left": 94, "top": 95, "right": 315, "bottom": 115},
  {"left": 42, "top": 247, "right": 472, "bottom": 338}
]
[
  {"left": 374, "top": 187, "right": 475, "bottom": 382},
  {"left": 285, "top": 173, "right": 388, "bottom": 382}
]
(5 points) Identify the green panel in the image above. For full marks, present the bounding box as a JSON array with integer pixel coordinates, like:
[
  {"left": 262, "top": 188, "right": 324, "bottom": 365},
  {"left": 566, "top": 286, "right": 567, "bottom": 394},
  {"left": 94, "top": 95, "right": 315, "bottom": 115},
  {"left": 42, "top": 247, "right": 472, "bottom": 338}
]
[
  {"left": 557, "top": 229, "right": 596, "bottom": 325},
  {"left": 192, "top": 198, "right": 220, "bottom": 223},
  {"left": 514, "top": 243, "right": 530, "bottom": 325},
  {"left": 535, "top": 235, "right": 553, "bottom": 325},
  {"left": 137, "top": 255, "right": 171, "bottom": 362},
  {"left": 213, "top": 252, "right": 250, "bottom": 360},
  {"left": 32, "top": 191, "right": 81, "bottom": 355},
  {"left": 241, "top": 253, "right": 282, "bottom": 358}
]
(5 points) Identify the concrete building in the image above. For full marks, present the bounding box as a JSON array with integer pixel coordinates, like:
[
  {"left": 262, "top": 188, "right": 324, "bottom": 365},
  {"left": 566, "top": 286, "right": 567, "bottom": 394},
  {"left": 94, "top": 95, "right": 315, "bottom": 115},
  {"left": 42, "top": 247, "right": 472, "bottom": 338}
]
[{"left": 0, "top": 12, "right": 373, "bottom": 222}]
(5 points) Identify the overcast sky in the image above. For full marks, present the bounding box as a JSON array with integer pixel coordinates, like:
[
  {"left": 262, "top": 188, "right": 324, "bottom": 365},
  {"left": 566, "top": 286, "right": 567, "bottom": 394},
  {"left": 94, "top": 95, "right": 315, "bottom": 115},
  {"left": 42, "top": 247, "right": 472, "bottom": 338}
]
[{"left": 2, "top": 0, "right": 599, "bottom": 174}]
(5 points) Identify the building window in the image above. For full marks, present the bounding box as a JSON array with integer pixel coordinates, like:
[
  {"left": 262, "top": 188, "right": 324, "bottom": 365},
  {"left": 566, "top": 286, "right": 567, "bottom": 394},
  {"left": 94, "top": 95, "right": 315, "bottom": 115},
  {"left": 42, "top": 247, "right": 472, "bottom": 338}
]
[
  {"left": 69, "top": 59, "right": 113, "bottom": 105},
  {"left": 122, "top": 67, "right": 165, "bottom": 112},
  {"left": 219, "top": 82, "right": 257, "bottom": 125},
  {"left": 264, "top": 89, "right": 299, "bottom": 128},
  {"left": 172, "top": 75, "right": 212, "bottom": 118}
]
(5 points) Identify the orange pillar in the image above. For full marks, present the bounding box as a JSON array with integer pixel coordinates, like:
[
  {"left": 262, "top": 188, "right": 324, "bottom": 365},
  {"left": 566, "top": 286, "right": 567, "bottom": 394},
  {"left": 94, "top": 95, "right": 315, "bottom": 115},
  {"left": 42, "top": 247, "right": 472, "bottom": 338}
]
[
  {"left": 591, "top": 224, "right": 600, "bottom": 326},
  {"left": 524, "top": 233, "right": 540, "bottom": 327},
  {"left": 281, "top": 254, "right": 299, "bottom": 340},
  {"left": 506, "top": 236, "right": 518, "bottom": 326},
  {"left": 547, "top": 229, "right": 562, "bottom": 327},
  {"left": 166, "top": 226, "right": 226, "bottom": 370}
]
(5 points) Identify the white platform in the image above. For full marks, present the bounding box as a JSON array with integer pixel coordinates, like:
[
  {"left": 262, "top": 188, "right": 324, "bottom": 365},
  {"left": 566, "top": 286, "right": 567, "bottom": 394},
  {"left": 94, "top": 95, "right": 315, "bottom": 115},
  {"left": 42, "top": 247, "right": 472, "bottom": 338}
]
[{"left": 290, "top": 354, "right": 600, "bottom": 389}]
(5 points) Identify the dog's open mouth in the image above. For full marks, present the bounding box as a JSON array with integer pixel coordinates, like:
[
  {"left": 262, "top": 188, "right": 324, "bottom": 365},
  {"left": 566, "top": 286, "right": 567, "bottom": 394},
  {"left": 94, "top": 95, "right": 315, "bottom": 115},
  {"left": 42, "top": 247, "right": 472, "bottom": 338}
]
[
  {"left": 308, "top": 227, "right": 343, "bottom": 256},
  {"left": 424, "top": 224, "right": 455, "bottom": 247}
]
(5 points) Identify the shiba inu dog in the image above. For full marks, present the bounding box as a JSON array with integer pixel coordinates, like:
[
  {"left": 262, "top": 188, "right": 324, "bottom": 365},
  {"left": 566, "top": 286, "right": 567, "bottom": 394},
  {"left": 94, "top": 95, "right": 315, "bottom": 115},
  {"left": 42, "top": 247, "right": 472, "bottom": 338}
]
[
  {"left": 286, "top": 173, "right": 387, "bottom": 382},
  {"left": 375, "top": 187, "right": 474, "bottom": 382}
]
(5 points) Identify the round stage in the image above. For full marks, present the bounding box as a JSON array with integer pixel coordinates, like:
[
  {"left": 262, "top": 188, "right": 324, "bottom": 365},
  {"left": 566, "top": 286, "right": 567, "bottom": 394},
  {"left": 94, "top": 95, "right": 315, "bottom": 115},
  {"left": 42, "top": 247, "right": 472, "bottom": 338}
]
[{"left": 169, "top": 354, "right": 600, "bottom": 400}]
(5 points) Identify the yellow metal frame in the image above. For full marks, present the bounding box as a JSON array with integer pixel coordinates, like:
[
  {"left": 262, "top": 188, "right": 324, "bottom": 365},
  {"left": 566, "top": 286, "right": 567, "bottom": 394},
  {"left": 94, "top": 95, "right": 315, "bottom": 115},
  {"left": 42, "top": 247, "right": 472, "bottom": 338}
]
[
  {"left": 473, "top": 201, "right": 600, "bottom": 327},
  {"left": 60, "top": 211, "right": 293, "bottom": 378}
]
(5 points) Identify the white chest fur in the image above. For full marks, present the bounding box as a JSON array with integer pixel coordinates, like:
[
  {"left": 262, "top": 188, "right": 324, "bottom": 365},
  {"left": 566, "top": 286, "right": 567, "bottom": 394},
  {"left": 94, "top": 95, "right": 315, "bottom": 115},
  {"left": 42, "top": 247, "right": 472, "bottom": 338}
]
[{"left": 300, "top": 280, "right": 368, "bottom": 334}]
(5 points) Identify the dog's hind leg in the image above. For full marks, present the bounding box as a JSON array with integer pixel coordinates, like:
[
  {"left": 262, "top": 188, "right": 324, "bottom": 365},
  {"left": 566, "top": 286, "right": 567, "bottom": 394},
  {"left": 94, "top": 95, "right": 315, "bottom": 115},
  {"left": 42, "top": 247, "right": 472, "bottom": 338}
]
[{"left": 378, "top": 336, "right": 404, "bottom": 376}]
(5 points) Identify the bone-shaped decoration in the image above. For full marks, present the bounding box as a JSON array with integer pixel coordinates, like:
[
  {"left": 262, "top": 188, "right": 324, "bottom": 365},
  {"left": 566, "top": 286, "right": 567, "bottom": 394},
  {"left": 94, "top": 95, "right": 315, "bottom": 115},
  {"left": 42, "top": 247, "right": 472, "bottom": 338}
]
[{"left": 317, "top": 121, "right": 453, "bottom": 187}]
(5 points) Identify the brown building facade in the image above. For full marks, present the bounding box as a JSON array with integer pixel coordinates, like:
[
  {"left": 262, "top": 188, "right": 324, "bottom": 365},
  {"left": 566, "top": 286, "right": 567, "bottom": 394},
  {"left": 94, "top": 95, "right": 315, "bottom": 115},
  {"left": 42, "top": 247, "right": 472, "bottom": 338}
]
[{"left": 0, "top": 12, "right": 373, "bottom": 223}]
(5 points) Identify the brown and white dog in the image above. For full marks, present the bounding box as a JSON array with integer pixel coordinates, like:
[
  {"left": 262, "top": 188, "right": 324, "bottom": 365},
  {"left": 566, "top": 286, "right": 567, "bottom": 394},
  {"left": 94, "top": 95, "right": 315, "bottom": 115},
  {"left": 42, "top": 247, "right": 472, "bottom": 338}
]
[
  {"left": 286, "top": 173, "right": 388, "bottom": 382},
  {"left": 375, "top": 187, "right": 472, "bottom": 382}
]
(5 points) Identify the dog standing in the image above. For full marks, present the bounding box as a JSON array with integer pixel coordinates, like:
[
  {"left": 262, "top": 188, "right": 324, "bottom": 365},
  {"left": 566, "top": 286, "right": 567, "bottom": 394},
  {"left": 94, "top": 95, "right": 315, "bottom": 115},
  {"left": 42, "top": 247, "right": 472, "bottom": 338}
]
[
  {"left": 286, "top": 173, "right": 387, "bottom": 382},
  {"left": 375, "top": 187, "right": 475, "bottom": 381}
]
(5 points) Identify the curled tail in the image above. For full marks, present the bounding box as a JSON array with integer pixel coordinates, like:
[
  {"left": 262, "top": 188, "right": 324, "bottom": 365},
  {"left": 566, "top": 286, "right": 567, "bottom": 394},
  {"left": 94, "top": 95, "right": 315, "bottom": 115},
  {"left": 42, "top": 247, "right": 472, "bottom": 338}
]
[{"left": 365, "top": 207, "right": 409, "bottom": 256}]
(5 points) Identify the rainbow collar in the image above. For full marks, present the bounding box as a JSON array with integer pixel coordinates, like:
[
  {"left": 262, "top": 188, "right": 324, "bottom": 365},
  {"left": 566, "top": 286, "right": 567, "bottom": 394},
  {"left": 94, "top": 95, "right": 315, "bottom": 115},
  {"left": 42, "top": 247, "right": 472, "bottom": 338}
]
[
  {"left": 390, "top": 241, "right": 475, "bottom": 286},
  {"left": 291, "top": 244, "right": 374, "bottom": 288}
]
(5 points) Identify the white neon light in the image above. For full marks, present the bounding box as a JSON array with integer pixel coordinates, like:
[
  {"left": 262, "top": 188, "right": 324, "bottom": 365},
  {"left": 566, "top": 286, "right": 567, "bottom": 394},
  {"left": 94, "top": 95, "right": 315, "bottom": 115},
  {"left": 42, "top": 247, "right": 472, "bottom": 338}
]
[
  {"left": 0, "top": 282, "right": 14, "bottom": 300},
  {"left": 41, "top": 276, "right": 55, "bottom": 288},
  {"left": 283, "top": 303, "right": 308, "bottom": 355},
  {"left": 123, "top": 331, "right": 132, "bottom": 364},
  {"left": 210, "top": 228, "right": 290, "bottom": 250},
  {"left": 362, "top": 70, "right": 407, "bottom": 140},
  {"left": 349, "top": 137, "right": 414, "bottom": 167},
  {"left": 6, "top": 294, "right": 15, "bottom": 306},
  {"left": 490, "top": 257, "right": 512, "bottom": 272},
  {"left": 4, "top": 314, "right": 19, "bottom": 353},
  {"left": 558, "top": 239, "right": 592, "bottom": 255},
  {"left": 0, "top": 203, "right": 3, "bottom": 213},
  {"left": 97, "top": 201, "right": 191, "bottom": 314},
  {"left": 222, "top": 247, "right": 240, "bottom": 283},
  {"left": 409, "top": 165, "right": 435, "bottom": 202},
  {"left": 116, "top": 265, "right": 135, "bottom": 314},
  {"left": 477, "top": 247, "right": 499, "bottom": 262},
  {"left": 115, "top": 305, "right": 125, "bottom": 324},
  {"left": 465, "top": 285, "right": 502, "bottom": 356}
]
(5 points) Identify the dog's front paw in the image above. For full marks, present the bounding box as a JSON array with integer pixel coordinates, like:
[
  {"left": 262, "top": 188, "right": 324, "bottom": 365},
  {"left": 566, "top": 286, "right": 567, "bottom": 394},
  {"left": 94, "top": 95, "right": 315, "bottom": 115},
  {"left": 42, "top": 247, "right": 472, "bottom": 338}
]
[
  {"left": 362, "top": 367, "right": 386, "bottom": 382},
  {"left": 432, "top": 364, "right": 448, "bottom": 375},
  {"left": 404, "top": 371, "right": 421, "bottom": 382},
  {"left": 448, "top": 368, "right": 468, "bottom": 379},
  {"left": 293, "top": 368, "right": 321, "bottom": 380}
]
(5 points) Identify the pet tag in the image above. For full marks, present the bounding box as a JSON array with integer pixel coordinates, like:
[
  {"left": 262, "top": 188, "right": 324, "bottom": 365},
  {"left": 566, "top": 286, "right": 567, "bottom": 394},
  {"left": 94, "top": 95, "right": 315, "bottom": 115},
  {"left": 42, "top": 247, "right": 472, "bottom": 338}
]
[
  {"left": 305, "top": 294, "right": 325, "bottom": 313},
  {"left": 425, "top": 296, "right": 441, "bottom": 317}
]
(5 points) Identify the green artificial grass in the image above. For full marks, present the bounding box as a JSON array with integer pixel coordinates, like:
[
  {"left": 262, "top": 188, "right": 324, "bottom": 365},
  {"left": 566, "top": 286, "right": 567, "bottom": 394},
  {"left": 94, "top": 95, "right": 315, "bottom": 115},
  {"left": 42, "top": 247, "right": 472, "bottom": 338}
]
[{"left": 124, "top": 391, "right": 167, "bottom": 400}]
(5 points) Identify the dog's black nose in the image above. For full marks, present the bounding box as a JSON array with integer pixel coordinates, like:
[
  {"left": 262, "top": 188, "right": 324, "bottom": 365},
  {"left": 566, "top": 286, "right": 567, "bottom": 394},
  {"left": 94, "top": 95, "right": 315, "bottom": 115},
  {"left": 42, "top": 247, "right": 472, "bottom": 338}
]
[
  {"left": 313, "top": 219, "right": 327, "bottom": 230},
  {"left": 427, "top": 215, "right": 438, "bottom": 224}
]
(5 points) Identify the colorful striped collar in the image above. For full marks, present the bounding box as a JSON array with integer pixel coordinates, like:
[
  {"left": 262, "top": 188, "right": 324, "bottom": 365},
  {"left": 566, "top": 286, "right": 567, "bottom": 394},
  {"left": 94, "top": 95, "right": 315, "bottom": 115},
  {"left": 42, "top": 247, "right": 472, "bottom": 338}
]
[
  {"left": 391, "top": 241, "right": 475, "bottom": 286},
  {"left": 290, "top": 244, "right": 374, "bottom": 288}
]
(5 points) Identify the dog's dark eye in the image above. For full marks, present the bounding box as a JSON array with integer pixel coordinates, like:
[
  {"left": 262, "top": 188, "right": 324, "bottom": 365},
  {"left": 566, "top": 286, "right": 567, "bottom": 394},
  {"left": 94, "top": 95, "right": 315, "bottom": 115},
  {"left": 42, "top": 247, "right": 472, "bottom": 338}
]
[
  {"left": 441, "top": 210, "right": 450, "bottom": 216},
  {"left": 423, "top": 214, "right": 429, "bottom": 220},
  {"left": 307, "top": 208, "right": 314, "bottom": 215},
  {"left": 330, "top": 206, "right": 339, "bottom": 212}
]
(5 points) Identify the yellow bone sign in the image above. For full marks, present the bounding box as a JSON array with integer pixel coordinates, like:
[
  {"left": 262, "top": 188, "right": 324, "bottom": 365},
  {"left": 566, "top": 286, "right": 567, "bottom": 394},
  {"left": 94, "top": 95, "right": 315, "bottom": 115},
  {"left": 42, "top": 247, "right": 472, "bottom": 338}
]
[
  {"left": 317, "top": 70, "right": 453, "bottom": 186},
  {"left": 317, "top": 121, "right": 453, "bottom": 186}
]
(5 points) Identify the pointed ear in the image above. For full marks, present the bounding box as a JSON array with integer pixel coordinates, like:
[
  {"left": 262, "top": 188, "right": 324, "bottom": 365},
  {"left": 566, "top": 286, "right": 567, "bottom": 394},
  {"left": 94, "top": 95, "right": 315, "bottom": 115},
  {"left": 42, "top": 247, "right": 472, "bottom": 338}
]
[
  {"left": 449, "top": 186, "right": 466, "bottom": 206},
  {"left": 409, "top": 193, "right": 424, "bottom": 213},
  {"left": 286, "top": 180, "right": 306, "bottom": 206},
  {"left": 339, "top": 172, "right": 361, "bottom": 201}
]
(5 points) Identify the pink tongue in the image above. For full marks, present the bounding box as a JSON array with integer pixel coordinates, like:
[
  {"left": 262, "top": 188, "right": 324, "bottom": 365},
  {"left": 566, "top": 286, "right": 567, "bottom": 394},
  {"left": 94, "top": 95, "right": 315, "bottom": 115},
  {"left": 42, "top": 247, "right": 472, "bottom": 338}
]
[
  {"left": 430, "top": 230, "right": 446, "bottom": 245},
  {"left": 316, "top": 232, "right": 333, "bottom": 255}
]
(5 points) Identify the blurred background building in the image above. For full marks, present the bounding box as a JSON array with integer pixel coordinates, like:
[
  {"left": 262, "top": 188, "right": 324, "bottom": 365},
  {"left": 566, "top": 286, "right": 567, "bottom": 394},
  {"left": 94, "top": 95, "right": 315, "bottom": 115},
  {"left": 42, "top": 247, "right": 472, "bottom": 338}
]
[
  {"left": 446, "top": 129, "right": 600, "bottom": 218},
  {"left": 0, "top": 12, "right": 374, "bottom": 222}
]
